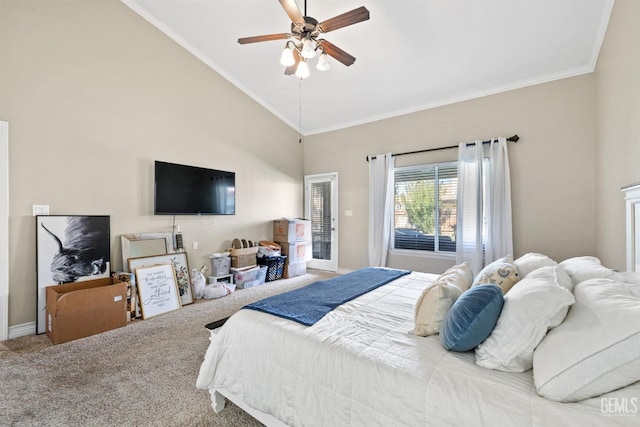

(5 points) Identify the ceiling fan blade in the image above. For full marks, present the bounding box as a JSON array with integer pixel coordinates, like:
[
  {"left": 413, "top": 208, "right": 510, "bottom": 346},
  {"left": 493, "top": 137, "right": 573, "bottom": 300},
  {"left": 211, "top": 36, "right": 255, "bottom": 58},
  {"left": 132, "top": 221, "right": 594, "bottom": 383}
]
[
  {"left": 318, "top": 6, "right": 370, "bottom": 33},
  {"left": 238, "top": 33, "right": 290, "bottom": 44},
  {"left": 279, "top": 0, "right": 305, "bottom": 24},
  {"left": 284, "top": 49, "right": 301, "bottom": 75},
  {"left": 318, "top": 40, "right": 356, "bottom": 66}
]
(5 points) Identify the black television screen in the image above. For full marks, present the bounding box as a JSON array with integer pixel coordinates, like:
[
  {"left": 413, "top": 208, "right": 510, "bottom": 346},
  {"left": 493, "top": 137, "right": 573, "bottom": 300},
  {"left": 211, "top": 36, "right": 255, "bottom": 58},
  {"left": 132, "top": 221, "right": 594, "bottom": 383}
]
[{"left": 154, "top": 161, "right": 235, "bottom": 215}]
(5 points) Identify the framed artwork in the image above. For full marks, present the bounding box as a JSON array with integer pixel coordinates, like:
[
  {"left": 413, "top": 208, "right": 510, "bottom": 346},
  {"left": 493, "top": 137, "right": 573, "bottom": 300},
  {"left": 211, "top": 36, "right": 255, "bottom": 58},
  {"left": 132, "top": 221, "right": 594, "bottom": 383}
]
[
  {"left": 128, "top": 252, "right": 193, "bottom": 305},
  {"left": 135, "top": 264, "right": 182, "bottom": 319},
  {"left": 36, "top": 215, "right": 110, "bottom": 334},
  {"left": 120, "top": 232, "right": 173, "bottom": 272}
]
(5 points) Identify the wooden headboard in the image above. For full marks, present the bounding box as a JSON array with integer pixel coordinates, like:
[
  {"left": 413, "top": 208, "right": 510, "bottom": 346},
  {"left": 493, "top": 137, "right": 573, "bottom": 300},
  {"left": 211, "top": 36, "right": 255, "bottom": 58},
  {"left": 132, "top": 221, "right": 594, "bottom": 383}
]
[{"left": 623, "top": 183, "right": 640, "bottom": 272}]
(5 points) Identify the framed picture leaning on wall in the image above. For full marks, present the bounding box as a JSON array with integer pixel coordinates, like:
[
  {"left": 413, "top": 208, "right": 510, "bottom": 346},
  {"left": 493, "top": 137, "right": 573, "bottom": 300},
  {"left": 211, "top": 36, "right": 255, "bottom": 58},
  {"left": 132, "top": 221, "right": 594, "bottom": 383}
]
[
  {"left": 128, "top": 252, "right": 193, "bottom": 306},
  {"left": 36, "top": 215, "right": 111, "bottom": 334},
  {"left": 135, "top": 264, "right": 182, "bottom": 319}
]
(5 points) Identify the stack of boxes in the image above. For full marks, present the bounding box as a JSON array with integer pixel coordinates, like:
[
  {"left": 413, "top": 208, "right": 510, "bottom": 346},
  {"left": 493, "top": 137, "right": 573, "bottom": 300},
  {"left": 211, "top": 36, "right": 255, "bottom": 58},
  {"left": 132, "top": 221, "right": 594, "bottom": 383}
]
[{"left": 273, "top": 218, "right": 312, "bottom": 279}]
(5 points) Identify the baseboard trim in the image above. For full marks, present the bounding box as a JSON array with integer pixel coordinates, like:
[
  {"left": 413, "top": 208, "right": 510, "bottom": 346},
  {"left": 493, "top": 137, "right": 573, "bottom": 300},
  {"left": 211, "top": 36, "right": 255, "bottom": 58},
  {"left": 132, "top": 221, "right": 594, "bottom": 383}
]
[{"left": 8, "top": 322, "right": 35, "bottom": 340}]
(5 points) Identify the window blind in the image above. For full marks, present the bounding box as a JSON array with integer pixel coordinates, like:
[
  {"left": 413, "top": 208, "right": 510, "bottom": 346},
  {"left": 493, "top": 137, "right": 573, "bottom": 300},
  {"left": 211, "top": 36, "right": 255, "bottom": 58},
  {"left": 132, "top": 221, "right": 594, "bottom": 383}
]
[{"left": 394, "top": 162, "right": 457, "bottom": 252}]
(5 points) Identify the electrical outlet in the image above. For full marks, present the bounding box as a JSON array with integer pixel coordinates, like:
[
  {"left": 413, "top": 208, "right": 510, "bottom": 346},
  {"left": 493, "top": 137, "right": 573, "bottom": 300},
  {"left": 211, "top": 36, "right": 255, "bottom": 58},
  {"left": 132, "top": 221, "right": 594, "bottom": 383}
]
[{"left": 33, "top": 205, "right": 50, "bottom": 216}]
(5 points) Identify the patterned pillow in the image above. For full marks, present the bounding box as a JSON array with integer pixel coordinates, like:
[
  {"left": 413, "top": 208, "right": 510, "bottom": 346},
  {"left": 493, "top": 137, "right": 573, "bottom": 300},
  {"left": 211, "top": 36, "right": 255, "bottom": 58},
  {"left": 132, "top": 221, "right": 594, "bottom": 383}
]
[{"left": 472, "top": 256, "right": 520, "bottom": 294}]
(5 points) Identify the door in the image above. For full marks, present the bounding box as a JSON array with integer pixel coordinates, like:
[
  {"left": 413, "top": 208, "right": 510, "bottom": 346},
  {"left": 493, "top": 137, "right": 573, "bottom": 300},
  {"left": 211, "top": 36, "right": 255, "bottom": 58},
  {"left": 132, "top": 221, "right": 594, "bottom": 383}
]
[
  {"left": 305, "top": 173, "right": 338, "bottom": 272},
  {"left": 1, "top": 122, "right": 8, "bottom": 340}
]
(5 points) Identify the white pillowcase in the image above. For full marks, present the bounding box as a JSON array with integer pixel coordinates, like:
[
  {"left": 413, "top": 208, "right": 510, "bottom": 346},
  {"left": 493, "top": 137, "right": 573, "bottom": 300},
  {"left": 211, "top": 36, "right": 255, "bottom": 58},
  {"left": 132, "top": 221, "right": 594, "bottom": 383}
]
[
  {"left": 472, "top": 256, "right": 520, "bottom": 294},
  {"left": 533, "top": 278, "right": 640, "bottom": 402},
  {"left": 513, "top": 252, "right": 557, "bottom": 278},
  {"left": 413, "top": 263, "right": 472, "bottom": 336},
  {"left": 558, "top": 256, "right": 616, "bottom": 285},
  {"left": 474, "top": 266, "right": 574, "bottom": 372}
]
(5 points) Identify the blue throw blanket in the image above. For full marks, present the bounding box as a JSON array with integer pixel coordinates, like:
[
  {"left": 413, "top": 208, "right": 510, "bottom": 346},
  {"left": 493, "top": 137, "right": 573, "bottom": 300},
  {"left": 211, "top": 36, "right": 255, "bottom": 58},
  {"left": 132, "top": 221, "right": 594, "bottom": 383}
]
[{"left": 243, "top": 267, "right": 411, "bottom": 326}]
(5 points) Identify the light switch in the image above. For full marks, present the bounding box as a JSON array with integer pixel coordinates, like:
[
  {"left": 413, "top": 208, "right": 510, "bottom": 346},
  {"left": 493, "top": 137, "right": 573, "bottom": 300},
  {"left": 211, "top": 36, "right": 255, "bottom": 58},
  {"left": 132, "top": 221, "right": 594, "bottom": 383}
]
[
  {"left": 345, "top": 210, "right": 353, "bottom": 217},
  {"left": 192, "top": 241, "right": 199, "bottom": 250}
]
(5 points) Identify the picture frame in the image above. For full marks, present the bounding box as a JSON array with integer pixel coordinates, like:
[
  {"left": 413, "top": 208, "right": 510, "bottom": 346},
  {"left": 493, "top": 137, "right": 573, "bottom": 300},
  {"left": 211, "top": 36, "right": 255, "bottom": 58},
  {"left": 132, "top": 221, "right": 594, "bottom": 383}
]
[
  {"left": 120, "top": 232, "right": 173, "bottom": 272},
  {"left": 134, "top": 264, "right": 182, "bottom": 319},
  {"left": 128, "top": 252, "right": 193, "bottom": 305},
  {"left": 36, "top": 215, "right": 110, "bottom": 334}
]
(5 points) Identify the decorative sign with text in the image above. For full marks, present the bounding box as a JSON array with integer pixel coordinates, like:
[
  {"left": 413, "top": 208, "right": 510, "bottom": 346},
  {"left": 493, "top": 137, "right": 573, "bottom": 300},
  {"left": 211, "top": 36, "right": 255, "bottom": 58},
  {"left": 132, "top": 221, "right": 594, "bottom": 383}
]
[{"left": 135, "top": 264, "right": 182, "bottom": 319}]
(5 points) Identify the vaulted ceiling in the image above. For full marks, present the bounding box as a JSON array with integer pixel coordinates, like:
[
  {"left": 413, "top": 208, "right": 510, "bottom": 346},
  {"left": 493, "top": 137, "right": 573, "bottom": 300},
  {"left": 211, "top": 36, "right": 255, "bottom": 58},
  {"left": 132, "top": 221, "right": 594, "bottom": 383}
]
[{"left": 123, "top": 0, "right": 613, "bottom": 135}]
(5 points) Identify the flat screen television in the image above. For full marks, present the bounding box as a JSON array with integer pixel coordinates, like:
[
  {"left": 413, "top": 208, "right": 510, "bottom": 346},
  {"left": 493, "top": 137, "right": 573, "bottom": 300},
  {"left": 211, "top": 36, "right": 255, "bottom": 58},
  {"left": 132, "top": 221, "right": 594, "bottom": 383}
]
[{"left": 154, "top": 161, "right": 235, "bottom": 215}]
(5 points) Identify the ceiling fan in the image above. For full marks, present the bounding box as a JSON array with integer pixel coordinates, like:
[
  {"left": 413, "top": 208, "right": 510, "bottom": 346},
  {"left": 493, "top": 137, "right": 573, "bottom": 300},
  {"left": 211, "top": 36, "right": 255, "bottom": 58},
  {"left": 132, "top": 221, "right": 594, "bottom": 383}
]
[{"left": 238, "top": 0, "right": 370, "bottom": 78}]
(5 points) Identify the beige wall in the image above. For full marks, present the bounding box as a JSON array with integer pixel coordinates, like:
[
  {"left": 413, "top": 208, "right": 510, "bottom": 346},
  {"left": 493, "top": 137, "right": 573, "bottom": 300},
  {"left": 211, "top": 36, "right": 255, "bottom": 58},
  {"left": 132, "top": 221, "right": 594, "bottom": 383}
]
[
  {"left": 304, "top": 0, "right": 640, "bottom": 274},
  {"left": 0, "top": 1, "right": 302, "bottom": 327},
  {"left": 304, "top": 75, "right": 596, "bottom": 273},
  {"left": 3, "top": 0, "right": 637, "bottom": 331},
  {"left": 594, "top": 0, "right": 640, "bottom": 270}
]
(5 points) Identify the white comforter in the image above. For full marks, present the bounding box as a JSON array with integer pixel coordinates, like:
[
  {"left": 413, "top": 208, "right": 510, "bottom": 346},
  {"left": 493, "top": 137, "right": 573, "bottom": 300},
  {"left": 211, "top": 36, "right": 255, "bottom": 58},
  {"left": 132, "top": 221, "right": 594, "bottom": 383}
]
[{"left": 196, "top": 272, "right": 640, "bottom": 426}]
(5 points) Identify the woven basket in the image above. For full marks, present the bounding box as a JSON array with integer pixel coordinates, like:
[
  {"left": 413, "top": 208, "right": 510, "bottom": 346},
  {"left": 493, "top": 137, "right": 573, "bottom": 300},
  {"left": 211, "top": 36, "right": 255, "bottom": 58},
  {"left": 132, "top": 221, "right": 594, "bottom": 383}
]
[{"left": 228, "top": 246, "right": 259, "bottom": 268}]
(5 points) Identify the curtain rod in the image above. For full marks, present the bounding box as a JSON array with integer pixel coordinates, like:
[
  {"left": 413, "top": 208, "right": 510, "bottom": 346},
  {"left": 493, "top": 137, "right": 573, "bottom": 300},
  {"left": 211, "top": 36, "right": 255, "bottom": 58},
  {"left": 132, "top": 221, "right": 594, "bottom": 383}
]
[{"left": 366, "top": 134, "right": 520, "bottom": 162}]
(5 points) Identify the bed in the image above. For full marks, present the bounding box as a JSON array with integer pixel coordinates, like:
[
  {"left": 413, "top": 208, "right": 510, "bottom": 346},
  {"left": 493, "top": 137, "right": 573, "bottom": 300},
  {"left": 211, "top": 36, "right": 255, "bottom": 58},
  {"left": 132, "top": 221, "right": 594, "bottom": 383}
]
[{"left": 196, "top": 267, "right": 640, "bottom": 426}]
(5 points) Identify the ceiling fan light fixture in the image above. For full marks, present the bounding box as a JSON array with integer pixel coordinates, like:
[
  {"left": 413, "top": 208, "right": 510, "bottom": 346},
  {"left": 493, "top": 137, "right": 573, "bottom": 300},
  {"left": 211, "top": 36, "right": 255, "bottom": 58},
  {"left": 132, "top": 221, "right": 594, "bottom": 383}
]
[
  {"left": 279, "top": 44, "right": 296, "bottom": 66},
  {"left": 316, "top": 51, "right": 330, "bottom": 71},
  {"left": 295, "top": 59, "right": 310, "bottom": 79},
  {"left": 301, "top": 37, "right": 317, "bottom": 59},
  {"left": 237, "top": 3, "right": 370, "bottom": 78}
]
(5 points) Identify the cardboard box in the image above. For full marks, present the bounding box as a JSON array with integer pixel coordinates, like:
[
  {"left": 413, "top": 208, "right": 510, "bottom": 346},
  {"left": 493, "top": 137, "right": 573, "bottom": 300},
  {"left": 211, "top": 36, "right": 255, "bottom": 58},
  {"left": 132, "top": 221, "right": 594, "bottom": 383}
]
[
  {"left": 46, "top": 277, "right": 128, "bottom": 345},
  {"left": 284, "top": 261, "right": 307, "bottom": 279},
  {"left": 277, "top": 241, "right": 312, "bottom": 264},
  {"left": 273, "top": 218, "right": 311, "bottom": 243}
]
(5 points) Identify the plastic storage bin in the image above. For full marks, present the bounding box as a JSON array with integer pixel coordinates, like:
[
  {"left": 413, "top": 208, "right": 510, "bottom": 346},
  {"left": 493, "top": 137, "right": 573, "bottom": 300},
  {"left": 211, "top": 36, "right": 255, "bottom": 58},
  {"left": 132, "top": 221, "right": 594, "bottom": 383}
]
[
  {"left": 235, "top": 266, "right": 267, "bottom": 289},
  {"left": 209, "top": 253, "right": 231, "bottom": 276}
]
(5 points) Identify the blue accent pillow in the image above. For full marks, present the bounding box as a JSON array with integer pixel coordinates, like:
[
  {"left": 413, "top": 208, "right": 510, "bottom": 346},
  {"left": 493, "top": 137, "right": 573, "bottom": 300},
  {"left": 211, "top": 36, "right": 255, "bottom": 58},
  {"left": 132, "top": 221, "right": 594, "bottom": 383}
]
[{"left": 440, "top": 284, "right": 504, "bottom": 352}]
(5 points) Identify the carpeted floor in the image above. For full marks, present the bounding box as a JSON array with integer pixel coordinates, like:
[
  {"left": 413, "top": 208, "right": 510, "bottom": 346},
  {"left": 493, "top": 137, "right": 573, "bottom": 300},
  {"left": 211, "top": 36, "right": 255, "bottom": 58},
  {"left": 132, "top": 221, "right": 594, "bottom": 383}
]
[{"left": 0, "top": 270, "right": 336, "bottom": 426}]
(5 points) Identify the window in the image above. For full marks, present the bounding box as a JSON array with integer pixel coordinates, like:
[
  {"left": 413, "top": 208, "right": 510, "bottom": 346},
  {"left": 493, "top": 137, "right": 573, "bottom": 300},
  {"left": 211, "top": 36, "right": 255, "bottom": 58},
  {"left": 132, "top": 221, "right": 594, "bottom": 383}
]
[
  {"left": 393, "top": 162, "right": 457, "bottom": 253},
  {"left": 309, "top": 180, "right": 332, "bottom": 260}
]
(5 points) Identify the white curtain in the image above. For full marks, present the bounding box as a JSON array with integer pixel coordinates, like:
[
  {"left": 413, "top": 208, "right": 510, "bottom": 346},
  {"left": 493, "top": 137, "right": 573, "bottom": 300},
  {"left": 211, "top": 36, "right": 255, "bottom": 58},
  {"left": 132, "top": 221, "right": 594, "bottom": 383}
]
[
  {"left": 456, "top": 138, "right": 513, "bottom": 275},
  {"left": 485, "top": 137, "right": 513, "bottom": 262},
  {"left": 456, "top": 141, "right": 484, "bottom": 275},
  {"left": 368, "top": 153, "right": 395, "bottom": 267}
]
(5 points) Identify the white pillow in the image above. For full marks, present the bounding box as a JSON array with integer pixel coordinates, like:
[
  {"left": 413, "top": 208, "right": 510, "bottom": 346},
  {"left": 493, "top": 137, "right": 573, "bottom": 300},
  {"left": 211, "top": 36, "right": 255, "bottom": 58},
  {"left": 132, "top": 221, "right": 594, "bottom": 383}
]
[
  {"left": 558, "top": 256, "right": 615, "bottom": 285},
  {"left": 475, "top": 266, "right": 575, "bottom": 372},
  {"left": 616, "top": 271, "right": 640, "bottom": 285},
  {"left": 513, "top": 253, "right": 557, "bottom": 278},
  {"left": 472, "top": 256, "right": 520, "bottom": 294},
  {"left": 533, "top": 278, "right": 640, "bottom": 402},
  {"left": 413, "top": 263, "right": 472, "bottom": 336}
]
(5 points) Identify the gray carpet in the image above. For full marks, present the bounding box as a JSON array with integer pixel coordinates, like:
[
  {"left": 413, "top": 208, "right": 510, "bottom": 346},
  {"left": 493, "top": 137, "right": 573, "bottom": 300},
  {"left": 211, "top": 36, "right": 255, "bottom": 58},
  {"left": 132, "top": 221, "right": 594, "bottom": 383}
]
[{"left": 0, "top": 270, "right": 336, "bottom": 427}]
